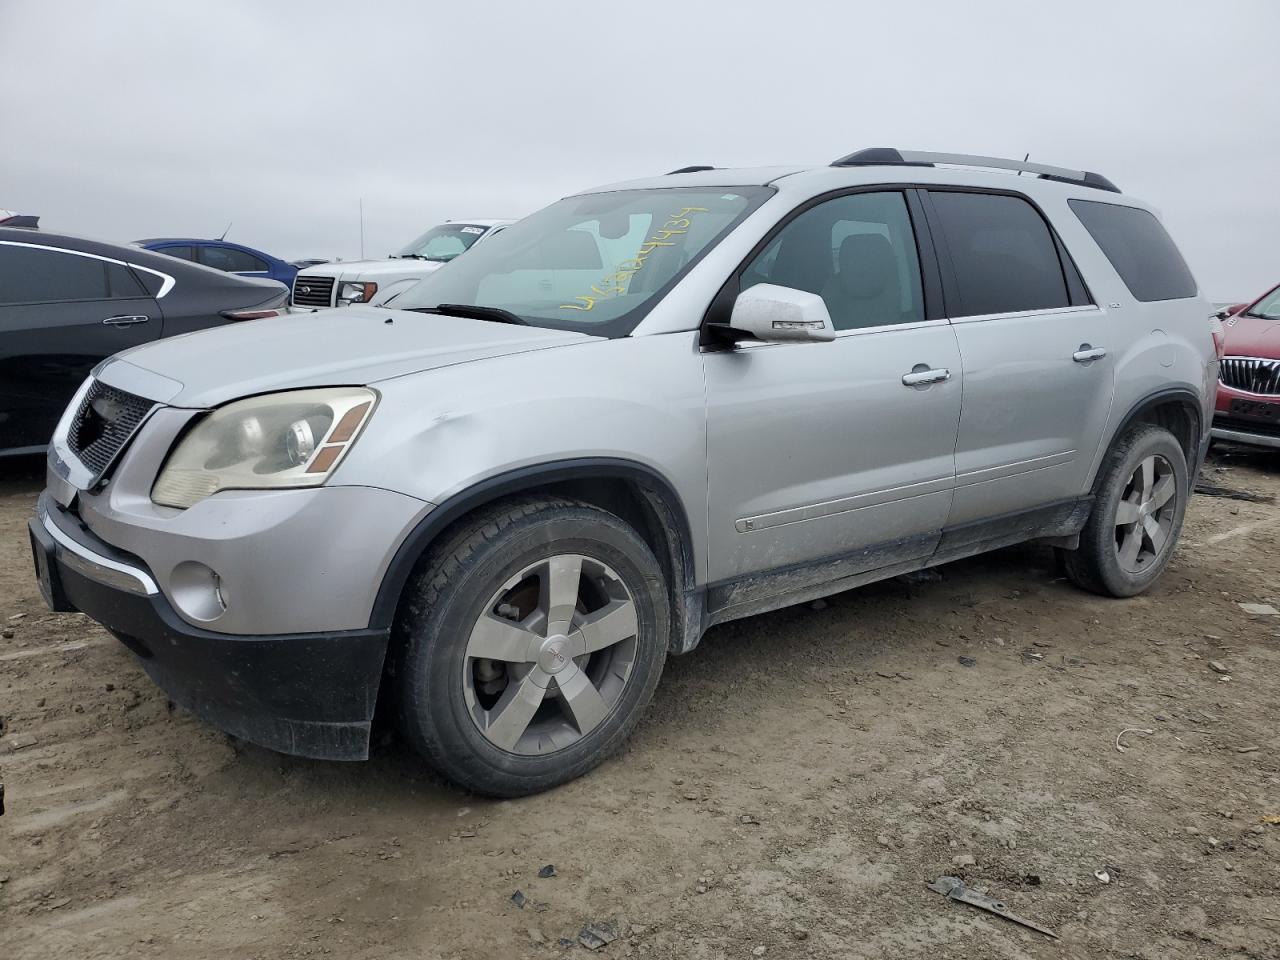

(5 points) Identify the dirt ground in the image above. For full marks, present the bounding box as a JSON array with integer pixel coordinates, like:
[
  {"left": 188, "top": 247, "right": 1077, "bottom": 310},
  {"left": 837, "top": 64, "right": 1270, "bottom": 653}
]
[{"left": 1, "top": 449, "right": 1278, "bottom": 960}]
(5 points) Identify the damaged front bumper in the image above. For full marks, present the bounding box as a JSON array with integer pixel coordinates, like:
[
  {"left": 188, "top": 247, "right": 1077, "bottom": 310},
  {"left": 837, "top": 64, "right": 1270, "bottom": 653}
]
[{"left": 29, "top": 494, "right": 389, "bottom": 760}]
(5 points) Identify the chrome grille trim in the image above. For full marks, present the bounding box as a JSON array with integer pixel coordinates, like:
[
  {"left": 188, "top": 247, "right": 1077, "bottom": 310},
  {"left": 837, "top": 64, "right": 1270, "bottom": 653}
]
[
  {"left": 291, "top": 274, "right": 336, "bottom": 307},
  {"left": 1219, "top": 356, "right": 1280, "bottom": 396}
]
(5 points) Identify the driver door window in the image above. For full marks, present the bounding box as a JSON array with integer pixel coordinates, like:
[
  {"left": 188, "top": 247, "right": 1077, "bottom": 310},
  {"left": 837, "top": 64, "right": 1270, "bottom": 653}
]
[{"left": 742, "top": 192, "right": 925, "bottom": 330}]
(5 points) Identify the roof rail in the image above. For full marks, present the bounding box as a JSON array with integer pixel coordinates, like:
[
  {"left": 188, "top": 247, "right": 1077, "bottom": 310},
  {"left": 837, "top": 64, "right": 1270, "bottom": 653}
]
[
  {"left": 830, "top": 147, "right": 1120, "bottom": 193},
  {"left": 666, "top": 165, "right": 717, "bottom": 175}
]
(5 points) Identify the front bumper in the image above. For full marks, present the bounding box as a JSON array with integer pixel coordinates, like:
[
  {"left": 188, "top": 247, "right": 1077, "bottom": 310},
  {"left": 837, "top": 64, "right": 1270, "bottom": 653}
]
[
  {"left": 1211, "top": 421, "right": 1280, "bottom": 449},
  {"left": 1212, "top": 381, "right": 1280, "bottom": 449},
  {"left": 30, "top": 496, "right": 389, "bottom": 760}
]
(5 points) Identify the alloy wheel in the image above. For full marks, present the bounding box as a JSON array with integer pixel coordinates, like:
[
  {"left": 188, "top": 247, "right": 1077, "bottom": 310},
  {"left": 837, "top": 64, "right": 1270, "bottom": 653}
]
[
  {"left": 1113, "top": 454, "right": 1177, "bottom": 574},
  {"left": 462, "top": 554, "right": 639, "bottom": 755}
]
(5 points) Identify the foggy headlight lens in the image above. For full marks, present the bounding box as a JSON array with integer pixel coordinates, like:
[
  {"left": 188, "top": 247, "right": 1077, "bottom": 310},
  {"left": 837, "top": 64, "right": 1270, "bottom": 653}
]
[
  {"left": 338, "top": 281, "right": 377, "bottom": 304},
  {"left": 151, "top": 387, "right": 377, "bottom": 509}
]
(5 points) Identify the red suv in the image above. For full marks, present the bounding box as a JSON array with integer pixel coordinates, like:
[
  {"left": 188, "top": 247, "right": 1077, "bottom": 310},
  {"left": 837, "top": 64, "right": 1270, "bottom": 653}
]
[{"left": 1213, "top": 283, "right": 1280, "bottom": 449}]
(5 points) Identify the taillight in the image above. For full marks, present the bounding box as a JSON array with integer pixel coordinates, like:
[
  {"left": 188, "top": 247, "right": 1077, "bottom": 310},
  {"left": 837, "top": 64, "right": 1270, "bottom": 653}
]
[
  {"left": 1208, "top": 315, "right": 1226, "bottom": 358},
  {"left": 220, "top": 307, "right": 286, "bottom": 321}
]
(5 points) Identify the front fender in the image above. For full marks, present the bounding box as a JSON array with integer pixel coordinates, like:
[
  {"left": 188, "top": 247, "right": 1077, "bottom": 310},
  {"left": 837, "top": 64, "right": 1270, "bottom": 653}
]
[{"left": 333, "top": 331, "right": 710, "bottom": 592}]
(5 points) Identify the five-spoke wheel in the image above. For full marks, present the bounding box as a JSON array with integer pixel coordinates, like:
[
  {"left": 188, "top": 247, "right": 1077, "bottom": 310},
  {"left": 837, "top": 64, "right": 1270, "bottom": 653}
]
[
  {"left": 464, "top": 555, "right": 639, "bottom": 755},
  {"left": 1113, "top": 453, "right": 1178, "bottom": 574},
  {"left": 396, "top": 497, "right": 669, "bottom": 797},
  {"left": 1062, "top": 424, "right": 1189, "bottom": 597}
]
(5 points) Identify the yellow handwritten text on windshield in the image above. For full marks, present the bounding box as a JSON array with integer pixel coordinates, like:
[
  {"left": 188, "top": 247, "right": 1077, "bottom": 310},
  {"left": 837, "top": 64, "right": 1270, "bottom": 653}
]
[{"left": 559, "top": 207, "right": 709, "bottom": 312}]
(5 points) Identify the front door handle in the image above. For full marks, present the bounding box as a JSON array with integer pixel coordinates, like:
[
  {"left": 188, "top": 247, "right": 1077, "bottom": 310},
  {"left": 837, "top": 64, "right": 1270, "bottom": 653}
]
[
  {"left": 1073, "top": 345, "right": 1107, "bottom": 362},
  {"left": 102, "top": 315, "right": 150, "bottom": 327},
  {"left": 902, "top": 366, "right": 952, "bottom": 387}
]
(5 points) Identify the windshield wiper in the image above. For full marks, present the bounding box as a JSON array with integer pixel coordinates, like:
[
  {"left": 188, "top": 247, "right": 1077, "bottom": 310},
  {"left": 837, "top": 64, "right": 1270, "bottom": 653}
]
[
  {"left": 395, "top": 253, "right": 428, "bottom": 260},
  {"left": 410, "top": 303, "right": 528, "bottom": 326}
]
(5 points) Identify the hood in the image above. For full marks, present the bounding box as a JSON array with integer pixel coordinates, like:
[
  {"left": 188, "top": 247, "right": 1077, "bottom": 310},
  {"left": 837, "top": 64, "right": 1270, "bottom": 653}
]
[
  {"left": 296, "top": 258, "right": 447, "bottom": 280},
  {"left": 1223, "top": 312, "right": 1280, "bottom": 358},
  {"left": 97, "top": 305, "right": 595, "bottom": 408}
]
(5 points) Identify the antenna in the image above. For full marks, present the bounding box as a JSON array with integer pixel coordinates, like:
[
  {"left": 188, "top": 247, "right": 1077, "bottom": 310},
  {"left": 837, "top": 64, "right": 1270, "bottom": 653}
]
[
  {"left": 218, "top": 221, "right": 232, "bottom": 240},
  {"left": 1019, "top": 153, "right": 1029, "bottom": 177},
  {"left": 359, "top": 198, "right": 365, "bottom": 259}
]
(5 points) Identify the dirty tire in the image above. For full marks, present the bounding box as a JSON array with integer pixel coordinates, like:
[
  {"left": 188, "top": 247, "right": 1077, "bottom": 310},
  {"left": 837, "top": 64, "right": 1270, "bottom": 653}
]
[
  {"left": 1062, "top": 424, "right": 1189, "bottom": 598},
  {"left": 394, "top": 497, "right": 669, "bottom": 797}
]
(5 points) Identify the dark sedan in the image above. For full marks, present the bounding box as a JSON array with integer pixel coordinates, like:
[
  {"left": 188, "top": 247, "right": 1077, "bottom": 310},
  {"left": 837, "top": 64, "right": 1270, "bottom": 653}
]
[{"left": 0, "top": 226, "right": 288, "bottom": 456}]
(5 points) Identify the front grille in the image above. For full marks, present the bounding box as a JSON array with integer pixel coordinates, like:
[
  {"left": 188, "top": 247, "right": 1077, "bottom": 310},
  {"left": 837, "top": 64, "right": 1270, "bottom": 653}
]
[
  {"left": 1219, "top": 356, "right": 1280, "bottom": 395},
  {"left": 291, "top": 274, "right": 335, "bottom": 307},
  {"left": 67, "top": 380, "right": 156, "bottom": 479}
]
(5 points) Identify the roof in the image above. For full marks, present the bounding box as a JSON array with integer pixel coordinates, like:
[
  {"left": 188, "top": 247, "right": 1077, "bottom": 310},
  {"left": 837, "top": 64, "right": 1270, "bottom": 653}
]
[
  {"left": 136, "top": 237, "right": 263, "bottom": 247},
  {"left": 579, "top": 149, "right": 1131, "bottom": 202},
  {"left": 443, "top": 219, "right": 514, "bottom": 228},
  {"left": 583, "top": 166, "right": 811, "bottom": 193}
]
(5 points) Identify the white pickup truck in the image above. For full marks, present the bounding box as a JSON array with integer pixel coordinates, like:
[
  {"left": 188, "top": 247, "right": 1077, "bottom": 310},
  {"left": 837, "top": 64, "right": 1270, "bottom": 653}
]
[{"left": 291, "top": 219, "right": 511, "bottom": 309}]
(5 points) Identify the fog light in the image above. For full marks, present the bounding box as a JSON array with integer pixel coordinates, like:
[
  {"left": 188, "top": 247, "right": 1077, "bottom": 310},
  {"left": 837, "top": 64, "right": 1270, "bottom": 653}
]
[{"left": 170, "top": 561, "right": 228, "bottom": 622}]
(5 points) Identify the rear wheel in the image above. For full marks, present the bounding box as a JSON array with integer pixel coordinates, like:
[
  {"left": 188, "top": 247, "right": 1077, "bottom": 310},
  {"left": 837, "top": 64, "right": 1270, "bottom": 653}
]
[
  {"left": 1062, "top": 424, "right": 1189, "bottom": 597},
  {"left": 395, "top": 497, "right": 669, "bottom": 796}
]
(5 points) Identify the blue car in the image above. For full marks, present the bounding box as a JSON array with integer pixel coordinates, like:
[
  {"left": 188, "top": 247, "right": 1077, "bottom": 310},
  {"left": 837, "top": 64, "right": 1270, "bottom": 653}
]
[{"left": 137, "top": 238, "right": 298, "bottom": 288}]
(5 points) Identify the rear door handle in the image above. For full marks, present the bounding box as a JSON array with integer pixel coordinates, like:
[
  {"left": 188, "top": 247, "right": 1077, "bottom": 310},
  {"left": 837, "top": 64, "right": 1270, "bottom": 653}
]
[
  {"left": 102, "top": 315, "right": 150, "bottom": 327},
  {"left": 902, "top": 367, "right": 952, "bottom": 387},
  {"left": 1073, "top": 345, "right": 1107, "bottom": 362}
]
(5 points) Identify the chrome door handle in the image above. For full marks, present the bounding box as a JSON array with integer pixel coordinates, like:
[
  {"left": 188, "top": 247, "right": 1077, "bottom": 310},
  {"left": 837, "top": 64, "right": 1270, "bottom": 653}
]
[
  {"left": 1073, "top": 346, "right": 1107, "bottom": 362},
  {"left": 102, "top": 315, "right": 150, "bottom": 327},
  {"left": 902, "top": 367, "right": 952, "bottom": 387}
]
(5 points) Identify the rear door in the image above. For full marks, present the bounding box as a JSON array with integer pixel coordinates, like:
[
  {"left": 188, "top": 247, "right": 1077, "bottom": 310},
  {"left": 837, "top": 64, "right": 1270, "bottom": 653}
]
[
  {"left": 703, "top": 190, "right": 962, "bottom": 590},
  {"left": 922, "top": 189, "right": 1115, "bottom": 526},
  {"left": 0, "top": 242, "right": 161, "bottom": 451}
]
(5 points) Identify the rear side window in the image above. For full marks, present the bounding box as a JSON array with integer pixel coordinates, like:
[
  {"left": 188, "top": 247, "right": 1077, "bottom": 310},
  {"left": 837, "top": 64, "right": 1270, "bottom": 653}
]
[
  {"left": 157, "top": 245, "right": 196, "bottom": 261},
  {"left": 0, "top": 245, "right": 113, "bottom": 304},
  {"left": 1069, "top": 199, "right": 1197, "bottom": 302},
  {"left": 929, "top": 191, "right": 1071, "bottom": 317},
  {"left": 201, "top": 246, "right": 268, "bottom": 272}
]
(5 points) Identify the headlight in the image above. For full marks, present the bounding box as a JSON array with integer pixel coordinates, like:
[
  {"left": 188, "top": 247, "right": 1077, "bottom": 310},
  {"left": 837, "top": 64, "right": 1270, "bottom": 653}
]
[
  {"left": 338, "top": 281, "right": 377, "bottom": 305},
  {"left": 151, "top": 388, "right": 377, "bottom": 509}
]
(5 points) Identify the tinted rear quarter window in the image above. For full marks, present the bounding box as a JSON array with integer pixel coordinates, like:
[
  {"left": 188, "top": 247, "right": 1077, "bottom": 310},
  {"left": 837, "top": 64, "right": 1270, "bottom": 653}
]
[
  {"left": 157, "top": 245, "right": 196, "bottom": 261},
  {"left": 1069, "top": 199, "right": 1197, "bottom": 302},
  {"left": 929, "top": 191, "right": 1070, "bottom": 317},
  {"left": 107, "top": 262, "right": 147, "bottom": 298}
]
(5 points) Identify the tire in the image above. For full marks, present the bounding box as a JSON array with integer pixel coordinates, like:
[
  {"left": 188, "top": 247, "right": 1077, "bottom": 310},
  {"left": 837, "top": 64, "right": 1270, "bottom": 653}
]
[
  {"left": 1062, "top": 424, "right": 1189, "bottom": 598},
  {"left": 394, "top": 496, "right": 669, "bottom": 797}
]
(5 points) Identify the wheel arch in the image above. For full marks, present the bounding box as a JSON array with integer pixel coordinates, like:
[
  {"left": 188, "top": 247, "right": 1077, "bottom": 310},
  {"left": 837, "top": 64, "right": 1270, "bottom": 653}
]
[
  {"left": 369, "top": 458, "right": 702, "bottom": 653},
  {"left": 1090, "top": 387, "right": 1204, "bottom": 493}
]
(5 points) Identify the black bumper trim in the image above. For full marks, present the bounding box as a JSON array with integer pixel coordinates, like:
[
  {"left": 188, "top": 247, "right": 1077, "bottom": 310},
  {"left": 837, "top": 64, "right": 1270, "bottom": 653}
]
[{"left": 29, "top": 509, "right": 390, "bottom": 761}]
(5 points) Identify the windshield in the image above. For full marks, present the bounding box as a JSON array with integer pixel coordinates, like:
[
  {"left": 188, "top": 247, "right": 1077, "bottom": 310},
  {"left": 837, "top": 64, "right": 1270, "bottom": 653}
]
[
  {"left": 393, "top": 187, "right": 771, "bottom": 336},
  {"left": 395, "top": 223, "right": 492, "bottom": 262},
  {"left": 1246, "top": 285, "right": 1280, "bottom": 320}
]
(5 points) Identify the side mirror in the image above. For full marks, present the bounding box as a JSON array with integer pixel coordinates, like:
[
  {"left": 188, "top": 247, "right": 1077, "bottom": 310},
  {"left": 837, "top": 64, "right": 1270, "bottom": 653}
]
[{"left": 727, "top": 283, "right": 836, "bottom": 343}]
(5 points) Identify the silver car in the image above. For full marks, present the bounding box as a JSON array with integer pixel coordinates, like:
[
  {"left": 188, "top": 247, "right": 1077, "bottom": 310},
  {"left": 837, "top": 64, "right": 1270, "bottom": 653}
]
[{"left": 30, "top": 149, "right": 1218, "bottom": 796}]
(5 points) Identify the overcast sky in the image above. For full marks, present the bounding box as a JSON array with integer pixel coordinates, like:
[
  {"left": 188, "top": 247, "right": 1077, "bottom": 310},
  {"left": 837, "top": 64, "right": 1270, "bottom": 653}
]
[{"left": 1, "top": 0, "right": 1276, "bottom": 299}]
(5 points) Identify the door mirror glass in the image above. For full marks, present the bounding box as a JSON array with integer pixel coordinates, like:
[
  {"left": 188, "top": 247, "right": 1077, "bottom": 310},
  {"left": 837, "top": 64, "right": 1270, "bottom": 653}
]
[{"left": 728, "top": 283, "right": 835, "bottom": 343}]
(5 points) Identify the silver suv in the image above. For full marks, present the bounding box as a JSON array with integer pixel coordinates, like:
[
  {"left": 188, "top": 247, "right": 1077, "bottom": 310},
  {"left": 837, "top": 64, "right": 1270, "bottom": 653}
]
[{"left": 30, "top": 149, "right": 1218, "bottom": 796}]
